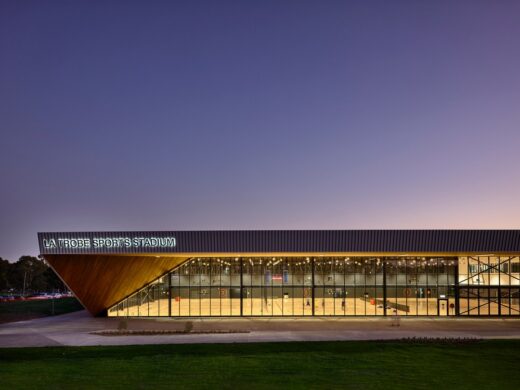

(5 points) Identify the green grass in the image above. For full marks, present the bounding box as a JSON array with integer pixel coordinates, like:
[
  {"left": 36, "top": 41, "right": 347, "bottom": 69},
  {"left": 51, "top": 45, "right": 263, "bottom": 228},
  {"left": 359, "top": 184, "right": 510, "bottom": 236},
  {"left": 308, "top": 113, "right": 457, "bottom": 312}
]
[
  {"left": 0, "top": 340, "right": 519, "bottom": 389},
  {"left": 0, "top": 297, "right": 83, "bottom": 323}
]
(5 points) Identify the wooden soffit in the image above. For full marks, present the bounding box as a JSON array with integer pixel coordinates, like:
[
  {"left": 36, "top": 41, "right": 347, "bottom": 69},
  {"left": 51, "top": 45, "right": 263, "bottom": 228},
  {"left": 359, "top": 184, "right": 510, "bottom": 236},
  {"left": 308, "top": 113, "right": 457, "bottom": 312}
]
[{"left": 44, "top": 254, "right": 189, "bottom": 316}]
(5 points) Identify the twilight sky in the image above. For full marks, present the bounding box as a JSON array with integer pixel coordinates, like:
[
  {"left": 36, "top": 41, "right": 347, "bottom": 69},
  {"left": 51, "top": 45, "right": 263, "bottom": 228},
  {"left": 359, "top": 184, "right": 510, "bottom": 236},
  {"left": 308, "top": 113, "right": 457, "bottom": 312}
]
[{"left": 1, "top": 1, "right": 520, "bottom": 261}]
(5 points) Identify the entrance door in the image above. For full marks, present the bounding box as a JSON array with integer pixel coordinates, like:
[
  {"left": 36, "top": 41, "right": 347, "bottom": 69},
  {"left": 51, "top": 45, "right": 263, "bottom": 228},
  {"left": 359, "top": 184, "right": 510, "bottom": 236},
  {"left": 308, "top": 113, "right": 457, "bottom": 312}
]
[{"left": 437, "top": 298, "right": 449, "bottom": 316}]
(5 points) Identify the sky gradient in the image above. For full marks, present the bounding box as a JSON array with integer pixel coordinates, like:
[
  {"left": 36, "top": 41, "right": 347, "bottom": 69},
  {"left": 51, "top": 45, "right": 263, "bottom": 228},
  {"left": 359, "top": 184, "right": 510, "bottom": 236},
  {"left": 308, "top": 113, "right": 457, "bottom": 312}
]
[{"left": 1, "top": 1, "right": 520, "bottom": 261}]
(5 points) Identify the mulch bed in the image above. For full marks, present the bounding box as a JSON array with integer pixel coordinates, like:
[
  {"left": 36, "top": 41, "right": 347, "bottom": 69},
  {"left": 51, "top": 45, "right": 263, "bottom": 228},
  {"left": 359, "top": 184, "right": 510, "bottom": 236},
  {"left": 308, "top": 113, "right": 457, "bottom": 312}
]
[{"left": 91, "top": 329, "right": 250, "bottom": 336}]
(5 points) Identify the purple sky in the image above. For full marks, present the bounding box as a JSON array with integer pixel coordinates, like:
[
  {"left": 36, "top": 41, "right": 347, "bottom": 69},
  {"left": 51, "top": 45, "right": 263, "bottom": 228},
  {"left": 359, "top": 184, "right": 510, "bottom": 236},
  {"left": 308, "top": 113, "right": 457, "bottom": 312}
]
[{"left": 1, "top": 1, "right": 520, "bottom": 261}]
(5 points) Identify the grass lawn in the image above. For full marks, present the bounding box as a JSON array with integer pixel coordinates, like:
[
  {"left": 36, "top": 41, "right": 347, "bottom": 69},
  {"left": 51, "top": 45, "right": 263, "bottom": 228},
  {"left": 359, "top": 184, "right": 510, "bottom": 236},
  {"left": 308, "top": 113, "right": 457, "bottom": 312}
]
[
  {"left": 0, "top": 297, "right": 83, "bottom": 323},
  {"left": 0, "top": 340, "right": 519, "bottom": 389}
]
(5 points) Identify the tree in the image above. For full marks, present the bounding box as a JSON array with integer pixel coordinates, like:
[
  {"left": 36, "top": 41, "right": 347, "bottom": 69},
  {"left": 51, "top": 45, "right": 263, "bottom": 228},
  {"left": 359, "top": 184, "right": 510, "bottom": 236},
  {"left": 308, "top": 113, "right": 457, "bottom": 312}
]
[
  {"left": 0, "top": 256, "right": 68, "bottom": 294},
  {"left": 43, "top": 264, "right": 67, "bottom": 292},
  {"left": 0, "top": 257, "right": 11, "bottom": 291},
  {"left": 11, "top": 256, "right": 49, "bottom": 294}
]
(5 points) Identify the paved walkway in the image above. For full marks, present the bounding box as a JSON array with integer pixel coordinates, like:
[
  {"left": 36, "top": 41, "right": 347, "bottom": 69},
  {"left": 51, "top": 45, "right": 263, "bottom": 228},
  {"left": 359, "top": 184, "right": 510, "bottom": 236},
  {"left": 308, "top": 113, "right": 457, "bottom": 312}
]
[{"left": 1, "top": 310, "right": 519, "bottom": 348}]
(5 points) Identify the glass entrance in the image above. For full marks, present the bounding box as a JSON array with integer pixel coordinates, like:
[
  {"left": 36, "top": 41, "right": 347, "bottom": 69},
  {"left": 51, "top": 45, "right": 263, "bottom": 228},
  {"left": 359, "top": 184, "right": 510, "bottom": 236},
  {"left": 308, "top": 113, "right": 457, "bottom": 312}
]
[{"left": 437, "top": 298, "right": 449, "bottom": 316}]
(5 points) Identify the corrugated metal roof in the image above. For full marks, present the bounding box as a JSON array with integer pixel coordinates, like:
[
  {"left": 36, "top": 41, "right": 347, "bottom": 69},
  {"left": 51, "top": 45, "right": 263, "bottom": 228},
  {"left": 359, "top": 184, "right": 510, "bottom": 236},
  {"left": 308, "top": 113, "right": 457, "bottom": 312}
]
[{"left": 38, "top": 230, "right": 520, "bottom": 255}]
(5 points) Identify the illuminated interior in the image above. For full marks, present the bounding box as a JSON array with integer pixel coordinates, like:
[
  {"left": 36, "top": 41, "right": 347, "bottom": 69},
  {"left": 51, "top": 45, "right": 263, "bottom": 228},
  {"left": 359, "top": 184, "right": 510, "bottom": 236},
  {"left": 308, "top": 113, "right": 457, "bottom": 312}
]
[{"left": 108, "top": 255, "right": 520, "bottom": 317}]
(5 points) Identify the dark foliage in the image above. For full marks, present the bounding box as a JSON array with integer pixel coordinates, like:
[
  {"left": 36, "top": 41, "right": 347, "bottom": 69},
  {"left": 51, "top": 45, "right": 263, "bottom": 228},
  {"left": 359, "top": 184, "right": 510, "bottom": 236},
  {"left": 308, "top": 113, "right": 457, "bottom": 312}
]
[{"left": 0, "top": 255, "right": 66, "bottom": 294}]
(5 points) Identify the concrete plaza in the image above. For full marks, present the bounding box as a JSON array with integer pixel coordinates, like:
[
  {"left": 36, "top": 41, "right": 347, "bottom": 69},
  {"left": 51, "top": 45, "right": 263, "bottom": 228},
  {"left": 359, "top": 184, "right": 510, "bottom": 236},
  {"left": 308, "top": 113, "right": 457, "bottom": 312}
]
[{"left": 0, "top": 310, "right": 519, "bottom": 348}]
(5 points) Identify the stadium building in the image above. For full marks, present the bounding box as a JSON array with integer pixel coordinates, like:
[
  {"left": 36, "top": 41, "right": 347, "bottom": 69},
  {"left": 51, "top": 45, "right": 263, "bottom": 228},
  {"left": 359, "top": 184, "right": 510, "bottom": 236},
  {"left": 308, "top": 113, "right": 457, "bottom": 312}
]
[{"left": 38, "top": 230, "right": 520, "bottom": 317}]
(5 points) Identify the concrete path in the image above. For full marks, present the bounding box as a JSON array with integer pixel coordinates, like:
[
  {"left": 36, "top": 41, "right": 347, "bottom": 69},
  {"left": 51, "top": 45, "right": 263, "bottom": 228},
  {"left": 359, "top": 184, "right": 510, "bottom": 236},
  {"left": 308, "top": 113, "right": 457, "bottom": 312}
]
[{"left": 0, "top": 310, "right": 519, "bottom": 348}]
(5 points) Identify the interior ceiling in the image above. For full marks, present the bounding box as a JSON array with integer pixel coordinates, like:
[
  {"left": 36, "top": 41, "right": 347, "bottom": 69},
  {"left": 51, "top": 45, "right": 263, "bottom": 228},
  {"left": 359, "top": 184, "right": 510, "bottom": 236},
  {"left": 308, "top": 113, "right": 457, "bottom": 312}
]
[{"left": 44, "top": 254, "right": 189, "bottom": 316}]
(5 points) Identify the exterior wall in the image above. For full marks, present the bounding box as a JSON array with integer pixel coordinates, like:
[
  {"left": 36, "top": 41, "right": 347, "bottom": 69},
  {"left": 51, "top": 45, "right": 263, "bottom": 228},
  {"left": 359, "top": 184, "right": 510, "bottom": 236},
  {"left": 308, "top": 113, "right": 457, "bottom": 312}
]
[{"left": 108, "top": 255, "right": 520, "bottom": 317}]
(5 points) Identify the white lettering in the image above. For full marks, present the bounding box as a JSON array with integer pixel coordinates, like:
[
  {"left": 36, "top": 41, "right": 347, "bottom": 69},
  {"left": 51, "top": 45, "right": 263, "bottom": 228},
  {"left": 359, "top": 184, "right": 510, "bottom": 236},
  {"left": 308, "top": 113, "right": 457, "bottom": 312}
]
[
  {"left": 44, "top": 236, "right": 176, "bottom": 250},
  {"left": 43, "top": 239, "right": 57, "bottom": 249}
]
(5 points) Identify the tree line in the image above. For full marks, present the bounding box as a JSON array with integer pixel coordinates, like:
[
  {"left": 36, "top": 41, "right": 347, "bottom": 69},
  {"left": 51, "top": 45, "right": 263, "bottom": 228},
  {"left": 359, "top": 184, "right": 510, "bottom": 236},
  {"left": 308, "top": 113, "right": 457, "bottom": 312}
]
[{"left": 0, "top": 256, "right": 67, "bottom": 295}]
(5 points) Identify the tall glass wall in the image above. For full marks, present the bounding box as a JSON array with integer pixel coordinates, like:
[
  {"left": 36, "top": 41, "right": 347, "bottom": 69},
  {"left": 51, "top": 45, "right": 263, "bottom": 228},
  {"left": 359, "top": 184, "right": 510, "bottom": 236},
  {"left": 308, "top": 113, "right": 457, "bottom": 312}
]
[
  {"left": 458, "top": 256, "right": 519, "bottom": 316},
  {"left": 109, "top": 275, "right": 169, "bottom": 317},
  {"left": 385, "top": 257, "right": 457, "bottom": 316},
  {"left": 241, "top": 257, "right": 313, "bottom": 316},
  {"left": 108, "top": 256, "right": 463, "bottom": 317}
]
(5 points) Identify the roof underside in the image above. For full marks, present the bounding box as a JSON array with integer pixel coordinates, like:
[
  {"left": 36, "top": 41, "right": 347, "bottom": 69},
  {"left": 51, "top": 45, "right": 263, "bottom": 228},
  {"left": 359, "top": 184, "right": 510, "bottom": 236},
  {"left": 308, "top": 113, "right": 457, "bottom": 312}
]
[{"left": 44, "top": 254, "right": 188, "bottom": 316}]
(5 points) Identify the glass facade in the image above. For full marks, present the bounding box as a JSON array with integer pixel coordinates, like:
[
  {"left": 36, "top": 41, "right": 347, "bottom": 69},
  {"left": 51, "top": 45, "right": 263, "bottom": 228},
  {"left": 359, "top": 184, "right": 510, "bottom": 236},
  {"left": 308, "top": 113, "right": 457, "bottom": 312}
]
[
  {"left": 108, "top": 255, "right": 520, "bottom": 317},
  {"left": 458, "top": 256, "right": 520, "bottom": 316}
]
